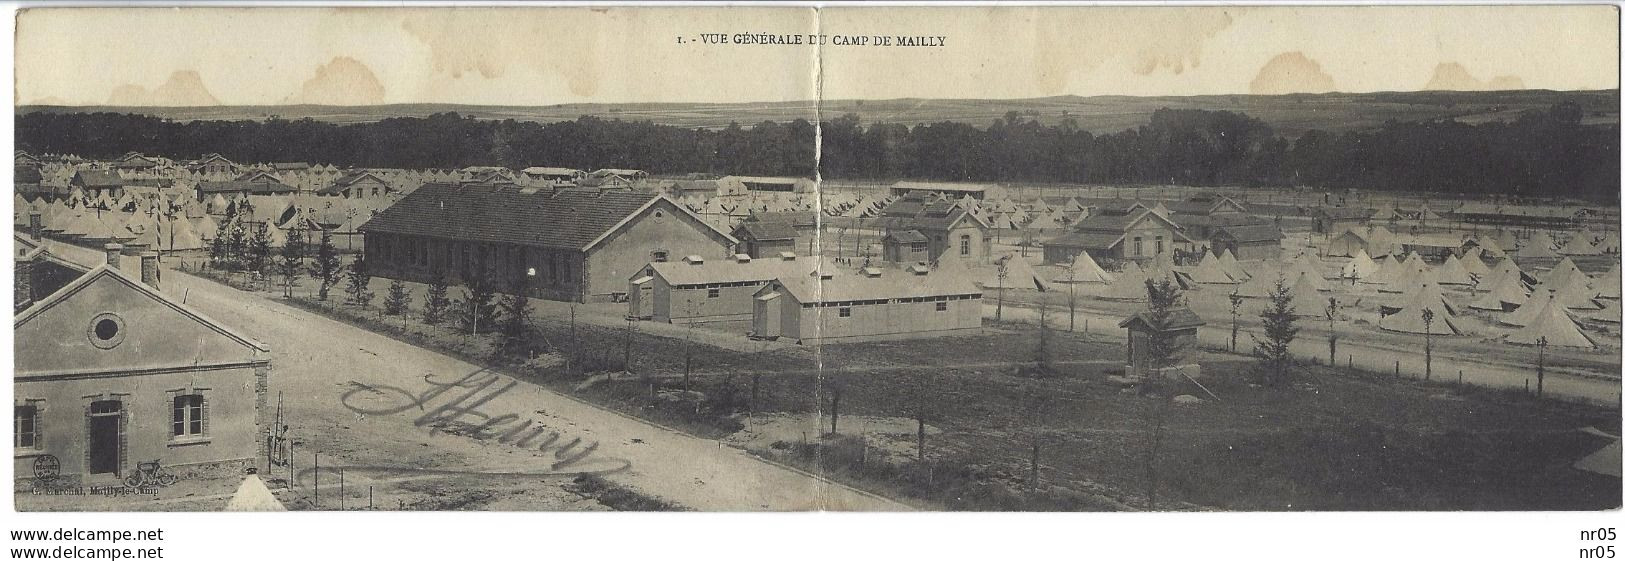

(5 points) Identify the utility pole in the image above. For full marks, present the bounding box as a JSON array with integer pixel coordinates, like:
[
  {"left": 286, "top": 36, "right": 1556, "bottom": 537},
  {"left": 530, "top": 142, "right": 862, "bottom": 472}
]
[
  {"left": 1421, "top": 308, "right": 1434, "bottom": 382},
  {"left": 1535, "top": 336, "right": 1548, "bottom": 397}
]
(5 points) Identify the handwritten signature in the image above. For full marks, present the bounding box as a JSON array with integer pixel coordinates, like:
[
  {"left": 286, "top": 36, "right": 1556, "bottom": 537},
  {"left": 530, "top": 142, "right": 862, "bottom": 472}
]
[{"left": 327, "top": 369, "right": 631, "bottom": 482}]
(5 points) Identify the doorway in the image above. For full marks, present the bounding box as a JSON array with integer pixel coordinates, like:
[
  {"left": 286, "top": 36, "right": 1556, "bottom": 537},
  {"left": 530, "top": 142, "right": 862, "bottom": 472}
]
[{"left": 87, "top": 400, "right": 122, "bottom": 476}]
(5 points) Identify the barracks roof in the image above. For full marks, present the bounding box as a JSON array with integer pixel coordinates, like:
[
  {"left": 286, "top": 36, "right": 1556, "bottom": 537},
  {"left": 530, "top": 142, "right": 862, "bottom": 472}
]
[{"left": 360, "top": 182, "right": 722, "bottom": 251}]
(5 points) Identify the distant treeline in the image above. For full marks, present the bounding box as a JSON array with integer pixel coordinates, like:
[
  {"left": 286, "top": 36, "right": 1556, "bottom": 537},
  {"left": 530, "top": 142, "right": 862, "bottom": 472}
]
[{"left": 15, "top": 102, "right": 1619, "bottom": 201}]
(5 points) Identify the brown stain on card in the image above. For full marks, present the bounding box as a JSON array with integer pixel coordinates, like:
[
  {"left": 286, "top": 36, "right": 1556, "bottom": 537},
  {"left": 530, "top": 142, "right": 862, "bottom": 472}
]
[{"left": 1249, "top": 51, "right": 1336, "bottom": 95}]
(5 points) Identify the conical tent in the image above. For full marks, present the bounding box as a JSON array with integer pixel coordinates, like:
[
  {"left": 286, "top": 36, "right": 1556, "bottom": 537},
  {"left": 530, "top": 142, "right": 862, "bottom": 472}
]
[
  {"left": 1234, "top": 268, "right": 1286, "bottom": 299},
  {"left": 1475, "top": 236, "right": 1506, "bottom": 257},
  {"left": 1294, "top": 251, "right": 1330, "bottom": 277},
  {"left": 1552, "top": 276, "right": 1602, "bottom": 311},
  {"left": 1378, "top": 288, "right": 1462, "bottom": 335},
  {"left": 1054, "top": 250, "right": 1113, "bottom": 284},
  {"left": 984, "top": 254, "right": 1047, "bottom": 291},
  {"left": 1469, "top": 274, "right": 1530, "bottom": 312},
  {"left": 1188, "top": 251, "right": 1237, "bottom": 284},
  {"left": 1290, "top": 271, "right": 1324, "bottom": 299},
  {"left": 1400, "top": 280, "right": 1460, "bottom": 315},
  {"left": 1543, "top": 257, "right": 1585, "bottom": 288},
  {"left": 1099, "top": 265, "right": 1151, "bottom": 301},
  {"left": 192, "top": 215, "right": 219, "bottom": 241},
  {"left": 1603, "top": 232, "right": 1623, "bottom": 255},
  {"left": 1597, "top": 263, "right": 1622, "bottom": 299},
  {"left": 1506, "top": 300, "right": 1596, "bottom": 348},
  {"left": 1361, "top": 255, "right": 1401, "bottom": 285},
  {"left": 1522, "top": 232, "right": 1558, "bottom": 258},
  {"left": 1286, "top": 260, "right": 1330, "bottom": 292},
  {"left": 1435, "top": 254, "right": 1474, "bottom": 285},
  {"left": 224, "top": 475, "right": 287, "bottom": 512},
  {"left": 1560, "top": 233, "right": 1602, "bottom": 256},
  {"left": 1459, "top": 249, "right": 1491, "bottom": 279},
  {"left": 1343, "top": 249, "right": 1378, "bottom": 280},
  {"left": 1218, "top": 249, "right": 1249, "bottom": 280},
  {"left": 1378, "top": 258, "right": 1431, "bottom": 293},
  {"left": 1500, "top": 289, "right": 1557, "bottom": 327},
  {"left": 161, "top": 216, "right": 205, "bottom": 251}
]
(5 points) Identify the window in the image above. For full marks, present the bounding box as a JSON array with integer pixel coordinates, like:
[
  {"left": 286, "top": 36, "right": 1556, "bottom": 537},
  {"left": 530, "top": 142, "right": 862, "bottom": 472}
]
[
  {"left": 14, "top": 405, "right": 38, "bottom": 449},
  {"left": 707, "top": 288, "right": 720, "bottom": 299},
  {"left": 838, "top": 307, "right": 852, "bottom": 318},
  {"left": 172, "top": 394, "right": 205, "bottom": 438},
  {"left": 1133, "top": 237, "right": 1143, "bottom": 256},
  {"left": 910, "top": 242, "right": 927, "bottom": 252},
  {"left": 936, "top": 302, "right": 948, "bottom": 312},
  {"left": 960, "top": 235, "right": 971, "bottom": 256},
  {"left": 652, "top": 250, "right": 668, "bottom": 263},
  {"left": 87, "top": 313, "right": 126, "bottom": 350},
  {"left": 1155, "top": 236, "right": 1165, "bottom": 255}
]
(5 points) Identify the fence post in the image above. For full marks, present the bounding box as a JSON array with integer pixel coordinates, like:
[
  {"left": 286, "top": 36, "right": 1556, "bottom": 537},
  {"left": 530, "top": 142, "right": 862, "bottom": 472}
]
[
  {"left": 1457, "top": 370, "right": 1463, "bottom": 387},
  {"left": 314, "top": 453, "right": 320, "bottom": 509},
  {"left": 1394, "top": 360, "right": 1400, "bottom": 380},
  {"left": 339, "top": 468, "right": 345, "bottom": 511}
]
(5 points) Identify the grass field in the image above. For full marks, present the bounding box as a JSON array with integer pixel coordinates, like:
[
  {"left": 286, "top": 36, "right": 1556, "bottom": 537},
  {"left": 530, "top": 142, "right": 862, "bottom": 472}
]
[{"left": 273, "top": 279, "right": 1621, "bottom": 511}]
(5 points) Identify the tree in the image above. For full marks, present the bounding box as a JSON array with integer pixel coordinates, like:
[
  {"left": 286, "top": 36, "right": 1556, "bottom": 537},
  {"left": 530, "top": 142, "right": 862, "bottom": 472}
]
[
  {"left": 1032, "top": 296, "right": 1055, "bottom": 375},
  {"left": 309, "top": 230, "right": 342, "bottom": 301},
  {"left": 497, "top": 277, "right": 532, "bottom": 354},
  {"left": 422, "top": 275, "right": 452, "bottom": 326},
  {"left": 1142, "top": 277, "right": 1186, "bottom": 372},
  {"left": 382, "top": 279, "right": 411, "bottom": 316},
  {"left": 246, "top": 225, "right": 272, "bottom": 280},
  {"left": 208, "top": 232, "right": 228, "bottom": 270},
  {"left": 344, "top": 252, "right": 374, "bottom": 307},
  {"left": 275, "top": 227, "right": 305, "bottom": 298},
  {"left": 456, "top": 274, "right": 497, "bottom": 335},
  {"left": 224, "top": 223, "right": 248, "bottom": 271},
  {"left": 1253, "top": 277, "right": 1299, "bottom": 387}
]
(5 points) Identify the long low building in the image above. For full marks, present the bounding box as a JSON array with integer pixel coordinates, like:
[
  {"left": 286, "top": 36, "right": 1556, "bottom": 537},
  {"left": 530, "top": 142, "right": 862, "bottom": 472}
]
[
  {"left": 360, "top": 183, "right": 737, "bottom": 302},
  {"left": 628, "top": 252, "right": 832, "bottom": 325},
  {"left": 751, "top": 265, "right": 983, "bottom": 344}
]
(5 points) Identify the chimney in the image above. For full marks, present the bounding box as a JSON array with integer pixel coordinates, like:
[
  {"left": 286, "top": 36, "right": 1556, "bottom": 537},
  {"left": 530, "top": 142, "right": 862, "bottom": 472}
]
[
  {"left": 861, "top": 267, "right": 882, "bottom": 278},
  {"left": 140, "top": 251, "right": 160, "bottom": 287},
  {"left": 28, "top": 211, "right": 42, "bottom": 241},
  {"left": 104, "top": 243, "right": 123, "bottom": 269},
  {"left": 733, "top": 254, "right": 752, "bottom": 264},
  {"left": 15, "top": 256, "right": 33, "bottom": 305}
]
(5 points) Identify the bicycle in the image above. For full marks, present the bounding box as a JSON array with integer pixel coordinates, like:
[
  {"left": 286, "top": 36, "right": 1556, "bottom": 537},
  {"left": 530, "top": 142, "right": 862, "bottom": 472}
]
[{"left": 123, "top": 459, "right": 179, "bottom": 489}]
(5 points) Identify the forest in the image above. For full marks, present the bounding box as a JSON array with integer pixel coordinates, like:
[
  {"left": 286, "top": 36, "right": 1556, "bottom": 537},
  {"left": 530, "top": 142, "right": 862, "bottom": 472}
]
[{"left": 15, "top": 101, "right": 1619, "bottom": 202}]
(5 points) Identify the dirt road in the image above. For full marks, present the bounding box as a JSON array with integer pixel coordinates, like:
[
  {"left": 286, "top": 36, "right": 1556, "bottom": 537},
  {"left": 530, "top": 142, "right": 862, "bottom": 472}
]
[{"left": 46, "top": 241, "right": 904, "bottom": 511}]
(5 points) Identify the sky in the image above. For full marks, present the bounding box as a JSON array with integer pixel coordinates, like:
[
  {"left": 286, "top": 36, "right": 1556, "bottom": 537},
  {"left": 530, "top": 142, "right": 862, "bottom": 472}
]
[{"left": 14, "top": 5, "right": 1620, "bottom": 106}]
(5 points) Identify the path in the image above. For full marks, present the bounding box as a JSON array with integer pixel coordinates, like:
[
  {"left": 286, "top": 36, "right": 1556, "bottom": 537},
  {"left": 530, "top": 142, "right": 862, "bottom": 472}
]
[{"left": 44, "top": 240, "right": 905, "bottom": 511}]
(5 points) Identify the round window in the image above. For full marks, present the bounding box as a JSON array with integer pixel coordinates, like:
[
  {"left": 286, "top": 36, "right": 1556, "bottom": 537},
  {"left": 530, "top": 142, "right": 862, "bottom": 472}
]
[
  {"left": 87, "top": 313, "right": 126, "bottom": 349},
  {"left": 653, "top": 210, "right": 666, "bottom": 223}
]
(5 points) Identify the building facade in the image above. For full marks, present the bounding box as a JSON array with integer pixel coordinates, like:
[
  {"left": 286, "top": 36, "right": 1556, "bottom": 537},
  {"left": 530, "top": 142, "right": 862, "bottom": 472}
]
[
  {"left": 14, "top": 253, "right": 270, "bottom": 483},
  {"left": 361, "top": 184, "right": 736, "bottom": 303},
  {"left": 751, "top": 267, "right": 982, "bottom": 344}
]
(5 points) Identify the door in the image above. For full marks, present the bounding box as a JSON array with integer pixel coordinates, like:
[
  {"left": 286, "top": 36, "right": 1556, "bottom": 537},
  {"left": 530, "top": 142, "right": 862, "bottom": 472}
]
[
  {"left": 753, "top": 293, "right": 781, "bottom": 339},
  {"left": 87, "top": 400, "right": 122, "bottom": 475}
]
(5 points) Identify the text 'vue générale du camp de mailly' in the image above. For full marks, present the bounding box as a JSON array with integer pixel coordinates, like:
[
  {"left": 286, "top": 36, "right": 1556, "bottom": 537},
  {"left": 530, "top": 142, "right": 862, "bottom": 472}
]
[{"left": 689, "top": 33, "right": 948, "bottom": 47}]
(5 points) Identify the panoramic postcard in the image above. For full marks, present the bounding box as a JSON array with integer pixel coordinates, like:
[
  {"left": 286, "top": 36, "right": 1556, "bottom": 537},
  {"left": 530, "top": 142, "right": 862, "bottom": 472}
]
[{"left": 9, "top": 5, "right": 1621, "bottom": 513}]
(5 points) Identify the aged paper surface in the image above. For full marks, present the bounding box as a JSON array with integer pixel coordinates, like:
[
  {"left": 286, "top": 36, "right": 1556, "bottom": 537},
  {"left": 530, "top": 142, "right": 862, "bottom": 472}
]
[{"left": 8, "top": 5, "right": 1622, "bottom": 516}]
